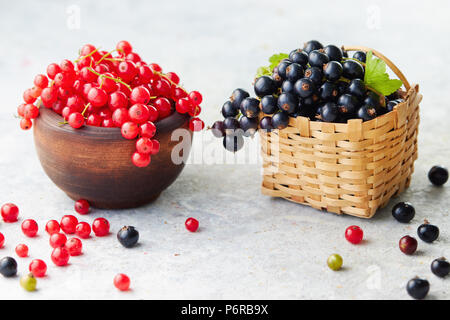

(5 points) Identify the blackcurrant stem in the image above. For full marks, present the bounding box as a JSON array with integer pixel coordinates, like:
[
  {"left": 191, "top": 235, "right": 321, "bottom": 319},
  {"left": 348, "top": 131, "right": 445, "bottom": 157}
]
[
  {"left": 74, "top": 47, "right": 100, "bottom": 63},
  {"left": 87, "top": 67, "right": 132, "bottom": 91},
  {"left": 95, "top": 49, "right": 117, "bottom": 65}
]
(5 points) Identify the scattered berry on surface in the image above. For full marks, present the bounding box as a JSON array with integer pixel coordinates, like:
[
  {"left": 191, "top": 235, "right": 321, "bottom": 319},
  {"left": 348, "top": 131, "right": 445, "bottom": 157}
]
[
  {"left": 29, "top": 259, "right": 47, "bottom": 277},
  {"left": 60, "top": 215, "right": 78, "bottom": 234},
  {"left": 1, "top": 203, "right": 19, "bottom": 222},
  {"left": 15, "top": 244, "right": 29, "bottom": 258},
  {"left": 49, "top": 233, "right": 67, "bottom": 248},
  {"left": 92, "top": 218, "right": 110, "bottom": 237},
  {"left": 74, "top": 199, "right": 90, "bottom": 215},
  {"left": 399, "top": 235, "right": 418, "bottom": 255},
  {"left": 20, "top": 273, "right": 37, "bottom": 292},
  {"left": 22, "top": 219, "right": 38, "bottom": 237},
  {"left": 114, "top": 273, "right": 130, "bottom": 291},
  {"left": 51, "top": 247, "right": 70, "bottom": 266},
  {"left": 431, "top": 257, "right": 450, "bottom": 278},
  {"left": 406, "top": 278, "right": 429, "bottom": 300},
  {"left": 45, "top": 220, "right": 60, "bottom": 234},
  {"left": 0, "top": 257, "right": 17, "bottom": 277},
  {"left": 392, "top": 202, "right": 415, "bottom": 223},
  {"left": 185, "top": 218, "right": 199, "bottom": 232},
  {"left": 327, "top": 254, "right": 343, "bottom": 271},
  {"left": 75, "top": 222, "right": 91, "bottom": 239},
  {"left": 417, "top": 221, "right": 439, "bottom": 243},
  {"left": 345, "top": 226, "right": 364, "bottom": 244},
  {"left": 65, "top": 238, "right": 83, "bottom": 256},
  {"left": 428, "top": 165, "right": 448, "bottom": 186},
  {"left": 117, "top": 226, "right": 139, "bottom": 248}
]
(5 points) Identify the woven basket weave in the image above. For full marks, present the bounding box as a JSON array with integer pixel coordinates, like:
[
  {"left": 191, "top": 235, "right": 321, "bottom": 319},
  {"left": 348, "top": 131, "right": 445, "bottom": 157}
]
[{"left": 260, "top": 46, "right": 421, "bottom": 218}]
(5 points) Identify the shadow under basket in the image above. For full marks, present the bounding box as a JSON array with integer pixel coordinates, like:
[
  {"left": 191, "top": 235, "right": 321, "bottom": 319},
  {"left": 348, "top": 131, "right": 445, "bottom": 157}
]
[{"left": 260, "top": 46, "right": 422, "bottom": 218}]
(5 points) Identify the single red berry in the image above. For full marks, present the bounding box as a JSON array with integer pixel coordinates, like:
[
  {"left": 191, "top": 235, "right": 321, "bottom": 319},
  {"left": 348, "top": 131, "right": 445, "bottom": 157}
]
[
  {"left": 165, "top": 72, "right": 180, "bottom": 84},
  {"left": 34, "top": 74, "right": 49, "bottom": 88},
  {"left": 60, "top": 59, "right": 75, "bottom": 72},
  {"left": 75, "top": 222, "right": 91, "bottom": 239},
  {"left": 51, "top": 246, "right": 70, "bottom": 266},
  {"left": 148, "top": 63, "right": 162, "bottom": 73},
  {"left": 87, "top": 113, "right": 102, "bottom": 127},
  {"left": 1, "top": 203, "right": 19, "bottom": 222},
  {"left": 68, "top": 112, "right": 85, "bottom": 129},
  {"left": 150, "top": 139, "right": 160, "bottom": 155},
  {"left": 132, "top": 152, "right": 151, "bottom": 167},
  {"left": 54, "top": 71, "right": 75, "bottom": 89},
  {"left": 108, "top": 91, "right": 128, "bottom": 110},
  {"left": 60, "top": 215, "right": 78, "bottom": 234},
  {"left": 185, "top": 217, "right": 199, "bottom": 232},
  {"left": 147, "top": 105, "right": 159, "bottom": 122},
  {"left": 138, "top": 65, "right": 154, "bottom": 83},
  {"left": 92, "top": 218, "right": 110, "bottom": 237},
  {"left": 129, "top": 104, "right": 150, "bottom": 124},
  {"left": 66, "top": 95, "right": 84, "bottom": 112},
  {"left": 189, "top": 105, "right": 202, "bottom": 117},
  {"left": 17, "top": 103, "right": 26, "bottom": 117},
  {"left": 112, "top": 108, "right": 130, "bottom": 127},
  {"left": 74, "top": 199, "right": 90, "bottom": 215},
  {"left": 0, "top": 232, "right": 4, "bottom": 248},
  {"left": 136, "top": 137, "right": 153, "bottom": 154},
  {"left": 154, "top": 78, "right": 171, "bottom": 96},
  {"left": 49, "top": 233, "right": 67, "bottom": 248},
  {"left": 121, "top": 122, "right": 139, "bottom": 140},
  {"left": 188, "top": 91, "right": 203, "bottom": 105},
  {"left": 80, "top": 44, "right": 99, "bottom": 58},
  {"left": 399, "top": 235, "right": 418, "bottom": 255},
  {"left": 20, "top": 118, "right": 33, "bottom": 130},
  {"left": 21, "top": 219, "right": 38, "bottom": 237},
  {"left": 45, "top": 220, "right": 60, "bottom": 235},
  {"left": 114, "top": 273, "right": 130, "bottom": 291},
  {"left": 40, "top": 87, "right": 58, "bottom": 107},
  {"left": 176, "top": 97, "right": 192, "bottom": 114},
  {"left": 154, "top": 97, "right": 172, "bottom": 118},
  {"left": 345, "top": 225, "right": 364, "bottom": 244},
  {"left": 97, "top": 73, "right": 118, "bottom": 93},
  {"left": 80, "top": 66, "right": 97, "bottom": 82},
  {"left": 139, "top": 121, "right": 156, "bottom": 138},
  {"left": 23, "top": 104, "right": 39, "bottom": 119},
  {"left": 172, "top": 87, "right": 188, "bottom": 100},
  {"left": 65, "top": 238, "right": 83, "bottom": 256},
  {"left": 29, "top": 259, "right": 47, "bottom": 277},
  {"left": 87, "top": 87, "right": 108, "bottom": 108},
  {"left": 29, "top": 86, "right": 43, "bottom": 99},
  {"left": 116, "top": 40, "right": 133, "bottom": 55},
  {"left": 23, "top": 88, "right": 37, "bottom": 104},
  {"left": 189, "top": 118, "right": 205, "bottom": 131},
  {"left": 130, "top": 86, "right": 151, "bottom": 105},
  {"left": 117, "top": 61, "right": 137, "bottom": 82},
  {"left": 15, "top": 244, "right": 29, "bottom": 257},
  {"left": 126, "top": 52, "right": 141, "bottom": 63},
  {"left": 46, "top": 63, "right": 62, "bottom": 79}
]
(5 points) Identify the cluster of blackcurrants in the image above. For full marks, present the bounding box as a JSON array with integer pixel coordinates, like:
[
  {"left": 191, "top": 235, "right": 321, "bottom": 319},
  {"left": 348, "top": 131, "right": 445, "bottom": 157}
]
[{"left": 212, "top": 40, "right": 404, "bottom": 152}]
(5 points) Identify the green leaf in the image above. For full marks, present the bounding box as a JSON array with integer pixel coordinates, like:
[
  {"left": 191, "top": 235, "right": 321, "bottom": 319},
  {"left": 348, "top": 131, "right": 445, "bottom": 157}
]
[
  {"left": 255, "top": 52, "right": 288, "bottom": 78},
  {"left": 364, "top": 51, "right": 403, "bottom": 96}
]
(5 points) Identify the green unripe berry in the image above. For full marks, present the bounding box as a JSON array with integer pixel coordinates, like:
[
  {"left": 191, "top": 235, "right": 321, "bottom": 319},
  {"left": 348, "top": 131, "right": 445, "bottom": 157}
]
[
  {"left": 327, "top": 254, "right": 343, "bottom": 271},
  {"left": 20, "top": 273, "right": 37, "bottom": 292}
]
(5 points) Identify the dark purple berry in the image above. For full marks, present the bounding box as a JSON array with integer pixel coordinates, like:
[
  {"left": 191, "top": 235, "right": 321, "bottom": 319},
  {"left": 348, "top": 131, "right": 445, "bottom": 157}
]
[{"left": 428, "top": 165, "right": 448, "bottom": 186}]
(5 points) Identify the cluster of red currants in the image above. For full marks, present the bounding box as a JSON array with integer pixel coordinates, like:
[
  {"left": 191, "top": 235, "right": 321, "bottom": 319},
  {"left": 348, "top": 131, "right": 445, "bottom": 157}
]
[{"left": 17, "top": 40, "right": 205, "bottom": 167}]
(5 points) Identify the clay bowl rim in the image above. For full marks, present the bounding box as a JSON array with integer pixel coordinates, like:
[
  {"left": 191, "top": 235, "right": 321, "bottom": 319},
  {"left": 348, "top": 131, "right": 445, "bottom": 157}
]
[{"left": 36, "top": 107, "right": 191, "bottom": 138}]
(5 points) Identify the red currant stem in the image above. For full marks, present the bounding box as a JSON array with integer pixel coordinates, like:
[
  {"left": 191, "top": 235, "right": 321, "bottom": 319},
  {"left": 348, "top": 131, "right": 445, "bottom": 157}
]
[
  {"left": 154, "top": 71, "right": 188, "bottom": 95},
  {"left": 81, "top": 103, "right": 91, "bottom": 116},
  {"left": 74, "top": 48, "right": 100, "bottom": 63},
  {"left": 87, "top": 67, "right": 132, "bottom": 91},
  {"left": 36, "top": 98, "right": 42, "bottom": 109},
  {"left": 104, "top": 57, "right": 125, "bottom": 62},
  {"left": 95, "top": 49, "right": 117, "bottom": 65},
  {"left": 58, "top": 121, "right": 68, "bottom": 126}
]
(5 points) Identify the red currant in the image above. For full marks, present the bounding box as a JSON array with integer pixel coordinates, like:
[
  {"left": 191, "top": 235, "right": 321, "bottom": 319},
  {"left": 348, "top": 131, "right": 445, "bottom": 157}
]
[
  {"left": 75, "top": 222, "right": 91, "bottom": 239},
  {"left": 60, "top": 215, "right": 78, "bottom": 234},
  {"left": 66, "top": 95, "right": 84, "bottom": 112},
  {"left": 102, "top": 118, "right": 115, "bottom": 127},
  {"left": 20, "top": 118, "right": 33, "bottom": 130},
  {"left": 87, "top": 87, "right": 108, "bottom": 107},
  {"left": 126, "top": 52, "right": 141, "bottom": 63},
  {"left": 185, "top": 217, "right": 199, "bottom": 232},
  {"left": 176, "top": 97, "right": 192, "bottom": 114},
  {"left": 138, "top": 65, "right": 154, "bottom": 83},
  {"left": 92, "top": 218, "right": 110, "bottom": 237},
  {"left": 172, "top": 87, "right": 187, "bottom": 100},
  {"left": 21, "top": 219, "right": 38, "bottom": 237},
  {"left": 108, "top": 91, "right": 128, "bottom": 110},
  {"left": 29, "top": 259, "right": 47, "bottom": 277},
  {"left": 1, "top": 203, "right": 19, "bottom": 222},
  {"left": 41, "top": 87, "right": 58, "bottom": 107},
  {"left": 68, "top": 112, "right": 85, "bottom": 129},
  {"left": 129, "top": 104, "right": 150, "bottom": 124},
  {"left": 65, "top": 238, "right": 83, "bottom": 256},
  {"left": 87, "top": 114, "right": 102, "bottom": 127},
  {"left": 112, "top": 108, "right": 130, "bottom": 127},
  {"left": 60, "top": 59, "right": 75, "bottom": 72},
  {"left": 136, "top": 137, "right": 153, "bottom": 154},
  {"left": 139, "top": 121, "right": 156, "bottom": 138},
  {"left": 132, "top": 152, "right": 151, "bottom": 167},
  {"left": 116, "top": 40, "right": 133, "bottom": 55},
  {"left": 189, "top": 105, "right": 202, "bottom": 117},
  {"left": 121, "top": 122, "right": 139, "bottom": 139},
  {"left": 117, "top": 61, "right": 137, "bottom": 82},
  {"left": 189, "top": 118, "right": 205, "bottom": 131},
  {"left": 15, "top": 244, "right": 29, "bottom": 258},
  {"left": 165, "top": 72, "right": 180, "bottom": 84},
  {"left": 114, "top": 273, "right": 130, "bottom": 291},
  {"left": 30, "top": 86, "right": 43, "bottom": 99},
  {"left": 150, "top": 139, "right": 160, "bottom": 155},
  {"left": 17, "top": 103, "right": 26, "bottom": 117},
  {"left": 80, "top": 44, "right": 100, "bottom": 59},
  {"left": 74, "top": 199, "right": 90, "bottom": 215},
  {"left": 189, "top": 91, "right": 202, "bottom": 105},
  {"left": 45, "top": 220, "right": 60, "bottom": 234},
  {"left": 154, "top": 97, "right": 172, "bottom": 118},
  {"left": 148, "top": 63, "right": 162, "bottom": 72},
  {"left": 130, "top": 86, "right": 150, "bottom": 105},
  {"left": 34, "top": 74, "right": 49, "bottom": 88},
  {"left": 49, "top": 233, "right": 67, "bottom": 248},
  {"left": 80, "top": 66, "right": 97, "bottom": 82},
  {"left": 345, "top": 225, "right": 364, "bottom": 244},
  {"left": 0, "top": 232, "right": 4, "bottom": 248},
  {"left": 46, "top": 63, "right": 62, "bottom": 79},
  {"left": 51, "top": 247, "right": 70, "bottom": 266},
  {"left": 97, "top": 73, "right": 118, "bottom": 93},
  {"left": 154, "top": 78, "right": 171, "bottom": 96},
  {"left": 23, "top": 104, "right": 39, "bottom": 119},
  {"left": 147, "top": 105, "right": 159, "bottom": 122},
  {"left": 23, "top": 89, "right": 37, "bottom": 104},
  {"left": 54, "top": 71, "right": 75, "bottom": 89}
]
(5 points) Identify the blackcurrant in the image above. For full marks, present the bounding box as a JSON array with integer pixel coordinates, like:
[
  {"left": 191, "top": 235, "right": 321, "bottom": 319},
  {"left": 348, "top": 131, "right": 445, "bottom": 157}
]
[
  {"left": 308, "top": 50, "right": 329, "bottom": 68},
  {"left": 271, "top": 71, "right": 283, "bottom": 88},
  {"left": 352, "top": 51, "right": 367, "bottom": 63},
  {"left": 323, "top": 61, "right": 343, "bottom": 82},
  {"left": 0, "top": 257, "right": 17, "bottom": 277},
  {"left": 323, "top": 45, "right": 343, "bottom": 62},
  {"left": 347, "top": 79, "right": 366, "bottom": 99},
  {"left": 337, "top": 94, "right": 359, "bottom": 115},
  {"left": 294, "top": 78, "right": 316, "bottom": 98},
  {"left": 117, "top": 226, "right": 139, "bottom": 248},
  {"left": 417, "top": 222, "right": 439, "bottom": 243},
  {"left": 357, "top": 105, "right": 377, "bottom": 121},
  {"left": 431, "top": 258, "right": 450, "bottom": 278},
  {"left": 336, "top": 81, "right": 348, "bottom": 95},
  {"left": 364, "top": 91, "right": 381, "bottom": 108},
  {"left": 259, "top": 116, "right": 273, "bottom": 132},
  {"left": 260, "top": 95, "right": 278, "bottom": 114},
  {"left": 240, "top": 97, "right": 260, "bottom": 119},
  {"left": 319, "top": 82, "right": 339, "bottom": 101},
  {"left": 304, "top": 67, "right": 323, "bottom": 85},
  {"left": 428, "top": 165, "right": 448, "bottom": 186},
  {"left": 223, "top": 133, "right": 244, "bottom": 152},
  {"left": 211, "top": 120, "right": 225, "bottom": 138},
  {"left": 254, "top": 76, "right": 277, "bottom": 97},
  {"left": 277, "top": 60, "right": 293, "bottom": 80},
  {"left": 387, "top": 91, "right": 400, "bottom": 101},
  {"left": 221, "top": 101, "right": 238, "bottom": 118},
  {"left": 281, "top": 80, "right": 295, "bottom": 94},
  {"left": 297, "top": 101, "right": 315, "bottom": 118},
  {"left": 289, "top": 49, "right": 309, "bottom": 66},
  {"left": 342, "top": 60, "right": 364, "bottom": 80},
  {"left": 223, "top": 117, "right": 240, "bottom": 134},
  {"left": 239, "top": 116, "right": 258, "bottom": 137},
  {"left": 277, "top": 92, "right": 298, "bottom": 114},
  {"left": 386, "top": 100, "right": 398, "bottom": 112},
  {"left": 271, "top": 112, "right": 290, "bottom": 130},
  {"left": 285, "top": 63, "right": 304, "bottom": 82},
  {"left": 230, "top": 88, "right": 249, "bottom": 110},
  {"left": 303, "top": 40, "right": 323, "bottom": 54},
  {"left": 392, "top": 202, "right": 415, "bottom": 223},
  {"left": 406, "top": 278, "right": 429, "bottom": 300},
  {"left": 301, "top": 94, "right": 319, "bottom": 107},
  {"left": 320, "top": 102, "right": 339, "bottom": 122}
]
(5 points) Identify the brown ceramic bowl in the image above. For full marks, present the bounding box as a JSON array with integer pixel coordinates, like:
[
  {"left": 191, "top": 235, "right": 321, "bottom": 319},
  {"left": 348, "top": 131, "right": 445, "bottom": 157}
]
[{"left": 33, "top": 108, "right": 192, "bottom": 209}]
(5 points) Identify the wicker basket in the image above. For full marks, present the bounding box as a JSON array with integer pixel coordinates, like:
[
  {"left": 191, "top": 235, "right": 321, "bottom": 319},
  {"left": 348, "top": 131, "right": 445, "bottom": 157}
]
[{"left": 260, "top": 46, "right": 421, "bottom": 218}]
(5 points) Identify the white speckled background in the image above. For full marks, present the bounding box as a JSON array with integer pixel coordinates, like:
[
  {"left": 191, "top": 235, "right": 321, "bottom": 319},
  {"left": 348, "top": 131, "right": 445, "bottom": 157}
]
[{"left": 0, "top": 0, "right": 449, "bottom": 299}]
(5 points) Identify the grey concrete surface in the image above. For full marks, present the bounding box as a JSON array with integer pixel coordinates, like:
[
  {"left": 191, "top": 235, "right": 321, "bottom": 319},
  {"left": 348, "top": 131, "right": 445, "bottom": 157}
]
[{"left": 0, "top": 0, "right": 449, "bottom": 299}]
